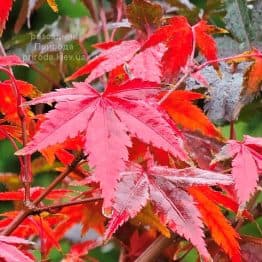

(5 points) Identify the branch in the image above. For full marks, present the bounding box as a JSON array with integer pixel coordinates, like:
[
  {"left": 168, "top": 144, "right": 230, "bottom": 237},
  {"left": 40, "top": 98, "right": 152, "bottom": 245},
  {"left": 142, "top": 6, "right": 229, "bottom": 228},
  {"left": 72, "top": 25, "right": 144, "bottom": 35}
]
[
  {"left": 230, "top": 121, "right": 236, "bottom": 139},
  {"left": 158, "top": 72, "right": 190, "bottom": 105},
  {"left": 1, "top": 153, "right": 84, "bottom": 236},
  {"left": 196, "top": 52, "right": 262, "bottom": 72},
  {"left": 33, "top": 197, "right": 102, "bottom": 214}
]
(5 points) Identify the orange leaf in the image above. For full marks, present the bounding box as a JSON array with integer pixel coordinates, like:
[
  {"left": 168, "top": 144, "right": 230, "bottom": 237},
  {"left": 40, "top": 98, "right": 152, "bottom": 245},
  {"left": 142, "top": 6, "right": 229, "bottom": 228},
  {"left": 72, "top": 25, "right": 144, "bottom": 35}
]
[
  {"left": 81, "top": 202, "right": 106, "bottom": 236},
  {"left": 228, "top": 49, "right": 262, "bottom": 96},
  {"left": 46, "top": 0, "right": 58, "bottom": 12},
  {"left": 197, "top": 186, "right": 252, "bottom": 220},
  {"left": 131, "top": 204, "right": 170, "bottom": 238},
  {"left": 161, "top": 90, "right": 221, "bottom": 138},
  {"left": 244, "top": 51, "right": 262, "bottom": 95},
  {"left": 188, "top": 186, "right": 241, "bottom": 261},
  {"left": 41, "top": 136, "right": 84, "bottom": 165}
]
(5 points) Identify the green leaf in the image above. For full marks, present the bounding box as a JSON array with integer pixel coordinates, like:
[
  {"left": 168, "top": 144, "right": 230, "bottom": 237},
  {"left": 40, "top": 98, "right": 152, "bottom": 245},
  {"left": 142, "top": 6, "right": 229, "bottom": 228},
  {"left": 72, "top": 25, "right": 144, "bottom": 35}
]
[{"left": 224, "top": 0, "right": 254, "bottom": 48}]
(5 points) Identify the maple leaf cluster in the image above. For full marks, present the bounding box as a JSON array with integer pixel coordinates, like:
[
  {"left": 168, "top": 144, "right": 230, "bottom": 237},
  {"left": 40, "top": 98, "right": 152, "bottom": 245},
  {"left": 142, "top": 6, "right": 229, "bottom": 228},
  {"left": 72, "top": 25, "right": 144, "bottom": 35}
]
[{"left": 0, "top": 0, "right": 261, "bottom": 261}]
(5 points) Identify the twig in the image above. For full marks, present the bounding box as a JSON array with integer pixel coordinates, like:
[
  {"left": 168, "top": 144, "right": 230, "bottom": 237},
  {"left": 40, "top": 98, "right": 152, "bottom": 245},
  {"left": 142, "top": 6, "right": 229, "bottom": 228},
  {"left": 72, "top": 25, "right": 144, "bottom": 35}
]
[
  {"left": 33, "top": 197, "right": 102, "bottom": 214},
  {"left": 82, "top": 0, "right": 99, "bottom": 23},
  {"left": 196, "top": 53, "right": 262, "bottom": 72},
  {"left": 158, "top": 72, "right": 190, "bottom": 105},
  {"left": 230, "top": 120, "right": 236, "bottom": 140},
  {"left": 78, "top": 40, "right": 89, "bottom": 61},
  {"left": 1, "top": 154, "right": 84, "bottom": 236}
]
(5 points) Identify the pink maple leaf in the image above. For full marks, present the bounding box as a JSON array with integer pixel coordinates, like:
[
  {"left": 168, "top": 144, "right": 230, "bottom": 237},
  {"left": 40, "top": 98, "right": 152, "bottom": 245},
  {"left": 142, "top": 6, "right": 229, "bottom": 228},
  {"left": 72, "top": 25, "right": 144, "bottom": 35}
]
[
  {"left": 105, "top": 161, "right": 233, "bottom": 259},
  {"left": 17, "top": 79, "right": 188, "bottom": 207}
]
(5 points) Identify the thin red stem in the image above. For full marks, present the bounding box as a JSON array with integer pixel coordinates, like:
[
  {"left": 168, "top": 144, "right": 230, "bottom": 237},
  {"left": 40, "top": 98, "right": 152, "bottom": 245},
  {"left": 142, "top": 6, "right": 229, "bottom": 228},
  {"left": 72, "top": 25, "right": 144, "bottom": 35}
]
[
  {"left": 196, "top": 53, "right": 262, "bottom": 72},
  {"left": 0, "top": 67, "right": 32, "bottom": 204},
  {"left": 33, "top": 197, "right": 102, "bottom": 214},
  {"left": 190, "top": 25, "right": 197, "bottom": 61},
  {"left": 158, "top": 72, "right": 190, "bottom": 105}
]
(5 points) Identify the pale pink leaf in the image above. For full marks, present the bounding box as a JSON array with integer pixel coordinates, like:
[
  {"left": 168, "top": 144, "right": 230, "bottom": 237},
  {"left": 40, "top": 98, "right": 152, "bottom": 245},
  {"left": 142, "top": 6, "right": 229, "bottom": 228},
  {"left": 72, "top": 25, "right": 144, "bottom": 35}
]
[
  {"left": 67, "top": 40, "right": 140, "bottom": 82},
  {"left": 0, "top": 236, "right": 33, "bottom": 245},
  {"left": 85, "top": 105, "right": 131, "bottom": 207},
  {"left": 149, "top": 166, "right": 233, "bottom": 186},
  {"left": 17, "top": 100, "right": 97, "bottom": 154},
  {"left": 0, "top": 242, "right": 33, "bottom": 262},
  {"left": 113, "top": 98, "right": 187, "bottom": 161},
  {"left": 18, "top": 80, "right": 187, "bottom": 206},
  {"left": 231, "top": 145, "right": 258, "bottom": 204},
  {"left": 104, "top": 171, "right": 149, "bottom": 239},
  {"left": 149, "top": 177, "right": 210, "bottom": 259},
  {"left": 225, "top": 136, "right": 262, "bottom": 205},
  {"left": 128, "top": 44, "right": 165, "bottom": 83},
  {"left": 24, "top": 82, "right": 99, "bottom": 106}
]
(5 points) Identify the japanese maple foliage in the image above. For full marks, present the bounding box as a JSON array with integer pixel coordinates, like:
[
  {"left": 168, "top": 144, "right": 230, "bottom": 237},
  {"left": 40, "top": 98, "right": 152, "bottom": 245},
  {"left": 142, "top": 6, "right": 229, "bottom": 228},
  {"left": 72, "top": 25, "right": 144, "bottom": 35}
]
[
  {"left": 17, "top": 79, "right": 187, "bottom": 207},
  {"left": 214, "top": 136, "right": 262, "bottom": 206},
  {"left": 0, "top": 0, "right": 261, "bottom": 262},
  {"left": 105, "top": 160, "right": 233, "bottom": 259}
]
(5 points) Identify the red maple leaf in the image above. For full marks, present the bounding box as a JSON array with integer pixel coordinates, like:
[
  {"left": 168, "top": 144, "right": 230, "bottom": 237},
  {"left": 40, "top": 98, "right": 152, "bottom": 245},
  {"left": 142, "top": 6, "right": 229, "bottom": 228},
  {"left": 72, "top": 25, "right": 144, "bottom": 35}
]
[
  {"left": 0, "top": 211, "right": 63, "bottom": 255},
  {"left": 0, "top": 0, "right": 13, "bottom": 35},
  {"left": 0, "top": 187, "right": 71, "bottom": 201},
  {"left": 17, "top": 79, "right": 188, "bottom": 207},
  {"left": 196, "top": 186, "right": 252, "bottom": 220},
  {"left": 142, "top": 16, "right": 193, "bottom": 81},
  {"left": 194, "top": 20, "right": 222, "bottom": 70},
  {"left": 104, "top": 161, "right": 233, "bottom": 259},
  {"left": 142, "top": 16, "right": 223, "bottom": 81}
]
